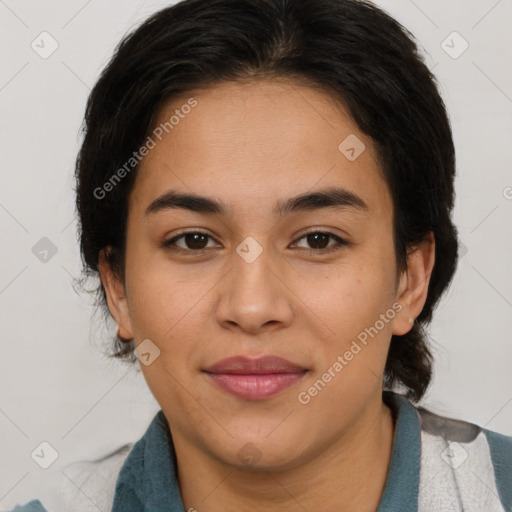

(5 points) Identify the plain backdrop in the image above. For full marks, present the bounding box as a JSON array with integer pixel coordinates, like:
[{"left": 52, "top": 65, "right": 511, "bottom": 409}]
[{"left": 1, "top": 0, "right": 511, "bottom": 508}]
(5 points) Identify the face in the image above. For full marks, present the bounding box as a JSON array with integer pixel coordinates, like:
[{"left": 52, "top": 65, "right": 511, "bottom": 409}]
[{"left": 101, "top": 78, "right": 431, "bottom": 471}]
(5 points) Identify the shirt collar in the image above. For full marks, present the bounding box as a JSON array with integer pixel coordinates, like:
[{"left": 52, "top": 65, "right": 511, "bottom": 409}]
[
  {"left": 377, "top": 390, "right": 421, "bottom": 512},
  {"left": 112, "top": 390, "right": 421, "bottom": 511},
  {"left": 111, "top": 409, "right": 185, "bottom": 512}
]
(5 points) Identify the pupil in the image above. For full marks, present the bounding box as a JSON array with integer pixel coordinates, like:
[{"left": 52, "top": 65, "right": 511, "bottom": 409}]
[
  {"left": 308, "top": 233, "right": 328, "bottom": 249},
  {"left": 186, "top": 233, "right": 207, "bottom": 249}
]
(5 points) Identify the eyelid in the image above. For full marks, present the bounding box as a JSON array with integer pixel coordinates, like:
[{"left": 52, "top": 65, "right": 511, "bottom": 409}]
[{"left": 293, "top": 227, "right": 349, "bottom": 242}]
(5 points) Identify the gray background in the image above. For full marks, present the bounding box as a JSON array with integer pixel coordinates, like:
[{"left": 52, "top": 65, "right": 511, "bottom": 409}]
[{"left": 1, "top": 0, "right": 511, "bottom": 508}]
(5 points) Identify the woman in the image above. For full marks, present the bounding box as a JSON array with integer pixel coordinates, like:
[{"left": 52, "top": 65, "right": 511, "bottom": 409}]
[{"left": 10, "top": 0, "right": 511, "bottom": 510}]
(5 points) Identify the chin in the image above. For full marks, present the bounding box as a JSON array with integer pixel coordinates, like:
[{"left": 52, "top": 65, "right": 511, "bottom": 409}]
[{"left": 207, "top": 432, "right": 309, "bottom": 472}]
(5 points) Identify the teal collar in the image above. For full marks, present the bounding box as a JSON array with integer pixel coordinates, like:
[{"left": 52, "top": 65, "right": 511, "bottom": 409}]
[
  {"left": 377, "top": 391, "right": 421, "bottom": 511},
  {"left": 111, "top": 409, "right": 185, "bottom": 511},
  {"left": 111, "top": 391, "right": 421, "bottom": 511}
]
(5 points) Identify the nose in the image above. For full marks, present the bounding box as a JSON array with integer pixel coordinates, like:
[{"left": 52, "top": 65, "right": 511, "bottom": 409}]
[{"left": 215, "top": 238, "right": 294, "bottom": 334}]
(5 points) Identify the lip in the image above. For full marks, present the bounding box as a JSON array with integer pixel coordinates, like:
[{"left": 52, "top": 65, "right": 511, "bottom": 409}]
[
  {"left": 203, "top": 355, "right": 308, "bottom": 374},
  {"left": 202, "top": 356, "right": 309, "bottom": 400}
]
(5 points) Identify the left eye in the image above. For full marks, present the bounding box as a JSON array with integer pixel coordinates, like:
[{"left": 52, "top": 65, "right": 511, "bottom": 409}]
[
  {"left": 163, "top": 231, "right": 347, "bottom": 253},
  {"left": 293, "top": 231, "right": 347, "bottom": 252}
]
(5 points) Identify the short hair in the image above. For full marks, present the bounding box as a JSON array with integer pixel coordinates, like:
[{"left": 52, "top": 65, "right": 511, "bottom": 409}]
[{"left": 75, "top": 0, "right": 459, "bottom": 403}]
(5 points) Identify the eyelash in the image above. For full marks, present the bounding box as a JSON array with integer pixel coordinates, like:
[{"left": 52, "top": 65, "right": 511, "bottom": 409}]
[{"left": 162, "top": 229, "right": 349, "bottom": 255}]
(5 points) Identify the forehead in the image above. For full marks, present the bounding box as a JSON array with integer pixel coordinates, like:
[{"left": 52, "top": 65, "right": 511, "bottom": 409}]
[{"left": 130, "top": 79, "right": 392, "bottom": 220}]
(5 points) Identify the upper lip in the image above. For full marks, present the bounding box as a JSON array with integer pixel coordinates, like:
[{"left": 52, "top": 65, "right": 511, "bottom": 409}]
[{"left": 203, "top": 356, "right": 308, "bottom": 375}]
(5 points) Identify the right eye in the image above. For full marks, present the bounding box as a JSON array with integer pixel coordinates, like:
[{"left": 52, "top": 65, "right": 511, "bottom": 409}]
[{"left": 162, "top": 231, "right": 221, "bottom": 252}]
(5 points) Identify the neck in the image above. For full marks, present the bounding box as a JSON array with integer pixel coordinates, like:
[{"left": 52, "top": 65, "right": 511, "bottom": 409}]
[{"left": 173, "top": 394, "right": 395, "bottom": 512}]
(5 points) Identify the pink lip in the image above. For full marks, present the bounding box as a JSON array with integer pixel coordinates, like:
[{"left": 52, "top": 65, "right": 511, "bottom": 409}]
[{"left": 202, "top": 356, "right": 309, "bottom": 400}]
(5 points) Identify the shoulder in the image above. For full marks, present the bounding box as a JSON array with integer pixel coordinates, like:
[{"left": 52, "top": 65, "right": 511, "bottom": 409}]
[
  {"left": 4, "top": 443, "right": 134, "bottom": 512},
  {"left": 416, "top": 403, "right": 512, "bottom": 511}
]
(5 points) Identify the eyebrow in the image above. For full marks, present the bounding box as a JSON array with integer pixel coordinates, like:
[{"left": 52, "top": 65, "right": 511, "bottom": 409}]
[{"left": 145, "top": 186, "right": 368, "bottom": 218}]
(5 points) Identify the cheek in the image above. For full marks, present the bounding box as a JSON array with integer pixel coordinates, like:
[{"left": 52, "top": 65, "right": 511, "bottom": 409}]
[
  {"left": 300, "top": 261, "right": 394, "bottom": 335},
  {"left": 296, "top": 253, "right": 396, "bottom": 391},
  {"left": 127, "top": 262, "right": 205, "bottom": 413},
  {"left": 123, "top": 241, "right": 205, "bottom": 337},
  {"left": 123, "top": 245, "right": 212, "bottom": 381},
  {"left": 294, "top": 268, "right": 395, "bottom": 416}
]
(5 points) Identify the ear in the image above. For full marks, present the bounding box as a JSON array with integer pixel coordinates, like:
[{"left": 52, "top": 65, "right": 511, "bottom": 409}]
[
  {"left": 98, "top": 247, "right": 134, "bottom": 341},
  {"left": 392, "top": 232, "right": 435, "bottom": 336}
]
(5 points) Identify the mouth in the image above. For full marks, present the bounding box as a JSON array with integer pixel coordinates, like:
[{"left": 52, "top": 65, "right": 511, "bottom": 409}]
[{"left": 202, "top": 355, "right": 309, "bottom": 400}]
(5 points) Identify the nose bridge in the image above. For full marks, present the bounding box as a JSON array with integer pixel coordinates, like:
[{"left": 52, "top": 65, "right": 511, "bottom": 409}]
[
  {"left": 232, "top": 235, "right": 278, "bottom": 302},
  {"left": 217, "top": 235, "right": 293, "bottom": 331}
]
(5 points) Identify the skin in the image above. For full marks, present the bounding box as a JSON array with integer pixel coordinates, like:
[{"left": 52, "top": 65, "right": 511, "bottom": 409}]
[{"left": 100, "top": 78, "right": 435, "bottom": 511}]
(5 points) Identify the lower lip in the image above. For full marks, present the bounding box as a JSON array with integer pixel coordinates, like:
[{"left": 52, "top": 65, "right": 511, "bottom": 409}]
[{"left": 203, "top": 371, "right": 307, "bottom": 400}]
